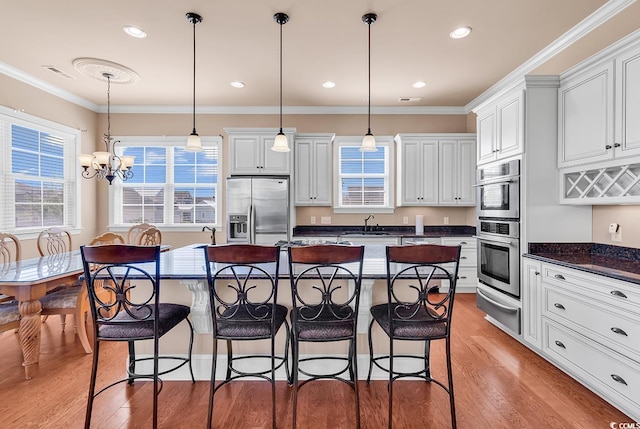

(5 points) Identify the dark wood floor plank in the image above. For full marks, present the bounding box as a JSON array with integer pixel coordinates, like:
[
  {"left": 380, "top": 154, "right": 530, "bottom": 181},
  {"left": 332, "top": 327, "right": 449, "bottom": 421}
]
[{"left": 0, "top": 294, "right": 632, "bottom": 428}]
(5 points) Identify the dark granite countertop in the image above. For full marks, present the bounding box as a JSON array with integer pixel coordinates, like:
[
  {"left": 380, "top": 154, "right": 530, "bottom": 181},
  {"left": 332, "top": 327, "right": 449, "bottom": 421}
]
[
  {"left": 293, "top": 225, "right": 475, "bottom": 238},
  {"left": 524, "top": 242, "right": 640, "bottom": 285}
]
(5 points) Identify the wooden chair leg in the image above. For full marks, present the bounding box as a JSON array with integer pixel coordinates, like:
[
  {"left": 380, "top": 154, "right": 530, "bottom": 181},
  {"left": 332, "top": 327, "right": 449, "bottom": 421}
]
[{"left": 76, "top": 308, "right": 92, "bottom": 353}]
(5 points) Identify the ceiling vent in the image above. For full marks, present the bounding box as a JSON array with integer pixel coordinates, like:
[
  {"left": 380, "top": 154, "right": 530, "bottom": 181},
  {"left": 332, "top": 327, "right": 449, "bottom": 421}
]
[
  {"left": 399, "top": 97, "right": 422, "bottom": 102},
  {"left": 42, "top": 65, "right": 74, "bottom": 79}
]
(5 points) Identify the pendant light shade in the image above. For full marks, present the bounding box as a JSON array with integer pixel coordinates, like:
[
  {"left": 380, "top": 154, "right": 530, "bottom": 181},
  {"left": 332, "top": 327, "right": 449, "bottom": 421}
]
[
  {"left": 271, "top": 12, "right": 290, "bottom": 152},
  {"left": 186, "top": 12, "right": 203, "bottom": 152},
  {"left": 361, "top": 13, "right": 377, "bottom": 152}
]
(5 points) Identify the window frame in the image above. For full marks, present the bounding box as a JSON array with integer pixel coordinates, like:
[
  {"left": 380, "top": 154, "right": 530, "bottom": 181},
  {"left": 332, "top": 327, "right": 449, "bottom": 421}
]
[
  {"left": 332, "top": 135, "right": 395, "bottom": 213},
  {"left": 0, "top": 105, "right": 81, "bottom": 237},
  {"left": 108, "top": 135, "right": 222, "bottom": 231}
]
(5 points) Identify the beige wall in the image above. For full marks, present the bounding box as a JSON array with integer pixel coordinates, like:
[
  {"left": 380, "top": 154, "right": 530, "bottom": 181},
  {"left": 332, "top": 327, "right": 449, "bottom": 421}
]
[{"left": 592, "top": 205, "right": 640, "bottom": 248}]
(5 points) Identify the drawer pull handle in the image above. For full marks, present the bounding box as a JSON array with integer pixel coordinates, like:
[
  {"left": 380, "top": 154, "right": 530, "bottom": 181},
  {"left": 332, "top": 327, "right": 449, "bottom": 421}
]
[
  {"left": 554, "top": 274, "right": 566, "bottom": 280},
  {"left": 610, "top": 290, "right": 628, "bottom": 299},
  {"left": 554, "top": 303, "right": 566, "bottom": 310},
  {"left": 461, "top": 256, "right": 467, "bottom": 260},
  {"left": 611, "top": 327, "right": 628, "bottom": 336},
  {"left": 458, "top": 276, "right": 467, "bottom": 279},
  {"left": 555, "top": 340, "right": 566, "bottom": 349},
  {"left": 611, "top": 374, "right": 627, "bottom": 385},
  {"left": 459, "top": 241, "right": 467, "bottom": 245}
]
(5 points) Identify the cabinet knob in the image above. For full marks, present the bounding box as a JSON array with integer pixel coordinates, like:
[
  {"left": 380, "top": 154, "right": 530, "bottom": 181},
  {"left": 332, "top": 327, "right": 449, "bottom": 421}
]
[
  {"left": 614, "top": 143, "right": 621, "bottom": 148},
  {"left": 611, "top": 290, "right": 628, "bottom": 299},
  {"left": 554, "top": 303, "right": 566, "bottom": 310},
  {"left": 605, "top": 144, "right": 612, "bottom": 150},
  {"left": 610, "top": 327, "right": 628, "bottom": 336},
  {"left": 534, "top": 271, "right": 540, "bottom": 275},
  {"left": 611, "top": 374, "right": 628, "bottom": 385},
  {"left": 554, "top": 340, "right": 566, "bottom": 349},
  {"left": 554, "top": 274, "right": 566, "bottom": 280}
]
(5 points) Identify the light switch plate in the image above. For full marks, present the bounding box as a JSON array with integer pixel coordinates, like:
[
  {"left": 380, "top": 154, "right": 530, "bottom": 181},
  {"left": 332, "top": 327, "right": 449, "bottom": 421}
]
[
  {"left": 310, "top": 216, "right": 316, "bottom": 224},
  {"left": 320, "top": 216, "right": 331, "bottom": 224}
]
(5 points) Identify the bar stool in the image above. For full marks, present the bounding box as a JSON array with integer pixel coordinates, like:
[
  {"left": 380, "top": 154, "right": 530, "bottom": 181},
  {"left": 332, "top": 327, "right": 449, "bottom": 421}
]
[
  {"left": 80, "top": 244, "right": 195, "bottom": 429},
  {"left": 287, "top": 244, "right": 365, "bottom": 429},
  {"left": 367, "top": 244, "right": 462, "bottom": 429},
  {"left": 203, "top": 244, "right": 289, "bottom": 429}
]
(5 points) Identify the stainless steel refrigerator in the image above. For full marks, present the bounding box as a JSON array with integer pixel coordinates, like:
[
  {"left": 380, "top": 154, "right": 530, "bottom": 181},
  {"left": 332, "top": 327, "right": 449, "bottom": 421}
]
[{"left": 226, "top": 176, "right": 290, "bottom": 245}]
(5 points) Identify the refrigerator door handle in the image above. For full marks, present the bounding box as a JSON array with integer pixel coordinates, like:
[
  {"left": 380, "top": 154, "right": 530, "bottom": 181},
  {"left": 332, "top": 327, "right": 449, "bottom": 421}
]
[{"left": 248, "top": 204, "right": 255, "bottom": 244}]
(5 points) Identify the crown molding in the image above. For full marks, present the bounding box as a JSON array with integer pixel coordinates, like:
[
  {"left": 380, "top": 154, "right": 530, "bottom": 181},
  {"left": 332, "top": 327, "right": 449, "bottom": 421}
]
[
  {"left": 104, "top": 105, "right": 468, "bottom": 115},
  {"left": 466, "top": 0, "right": 636, "bottom": 113}
]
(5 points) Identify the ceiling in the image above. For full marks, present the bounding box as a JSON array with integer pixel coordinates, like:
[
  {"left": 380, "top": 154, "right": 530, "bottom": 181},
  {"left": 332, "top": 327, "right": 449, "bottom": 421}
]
[{"left": 0, "top": 0, "right": 625, "bottom": 111}]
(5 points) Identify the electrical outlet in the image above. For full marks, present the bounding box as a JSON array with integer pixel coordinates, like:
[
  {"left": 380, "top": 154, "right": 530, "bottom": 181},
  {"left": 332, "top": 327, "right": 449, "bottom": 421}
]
[
  {"left": 444, "top": 217, "right": 449, "bottom": 225},
  {"left": 320, "top": 216, "right": 331, "bottom": 225},
  {"left": 310, "top": 216, "right": 316, "bottom": 224},
  {"left": 403, "top": 216, "right": 409, "bottom": 224},
  {"left": 612, "top": 228, "right": 622, "bottom": 242}
]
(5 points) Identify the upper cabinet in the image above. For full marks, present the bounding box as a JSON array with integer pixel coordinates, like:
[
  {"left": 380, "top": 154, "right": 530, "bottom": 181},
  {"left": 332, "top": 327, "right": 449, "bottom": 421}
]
[
  {"left": 294, "top": 134, "right": 334, "bottom": 206},
  {"left": 396, "top": 134, "right": 476, "bottom": 207},
  {"left": 559, "top": 43, "right": 640, "bottom": 169},
  {"left": 476, "top": 89, "right": 525, "bottom": 165},
  {"left": 225, "top": 128, "right": 295, "bottom": 175}
]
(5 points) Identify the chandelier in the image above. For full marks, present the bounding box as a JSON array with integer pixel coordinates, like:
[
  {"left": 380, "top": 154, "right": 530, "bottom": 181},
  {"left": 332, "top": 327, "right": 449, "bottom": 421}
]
[{"left": 78, "top": 72, "right": 134, "bottom": 184}]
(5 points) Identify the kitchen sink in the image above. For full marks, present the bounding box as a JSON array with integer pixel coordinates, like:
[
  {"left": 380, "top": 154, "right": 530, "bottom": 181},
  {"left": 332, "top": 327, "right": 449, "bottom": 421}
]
[{"left": 340, "top": 231, "right": 393, "bottom": 236}]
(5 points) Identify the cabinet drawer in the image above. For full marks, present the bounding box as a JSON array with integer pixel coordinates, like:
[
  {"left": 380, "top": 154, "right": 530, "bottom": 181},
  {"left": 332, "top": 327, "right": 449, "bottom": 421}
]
[
  {"left": 544, "top": 319, "right": 640, "bottom": 412},
  {"left": 543, "top": 287, "right": 640, "bottom": 359},
  {"left": 542, "top": 264, "right": 640, "bottom": 309},
  {"left": 441, "top": 237, "right": 476, "bottom": 248}
]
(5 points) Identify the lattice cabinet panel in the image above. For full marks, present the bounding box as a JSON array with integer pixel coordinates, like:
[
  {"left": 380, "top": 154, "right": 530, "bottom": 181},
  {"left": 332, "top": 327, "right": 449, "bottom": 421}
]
[{"left": 562, "top": 163, "right": 640, "bottom": 204}]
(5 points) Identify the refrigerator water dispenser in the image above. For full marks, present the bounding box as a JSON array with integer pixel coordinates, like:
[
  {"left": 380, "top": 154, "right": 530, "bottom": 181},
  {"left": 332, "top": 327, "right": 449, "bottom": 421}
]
[{"left": 228, "top": 214, "right": 248, "bottom": 240}]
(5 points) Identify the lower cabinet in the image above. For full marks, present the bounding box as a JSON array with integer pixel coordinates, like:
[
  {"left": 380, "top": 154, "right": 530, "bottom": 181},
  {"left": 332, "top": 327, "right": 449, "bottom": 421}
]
[{"left": 523, "top": 257, "right": 640, "bottom": 420}]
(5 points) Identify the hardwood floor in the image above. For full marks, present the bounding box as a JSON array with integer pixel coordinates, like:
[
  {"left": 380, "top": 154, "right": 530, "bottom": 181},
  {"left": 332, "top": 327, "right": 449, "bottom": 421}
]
[{"left": 0, "top": 294, "right": 632, "bottom": 428}]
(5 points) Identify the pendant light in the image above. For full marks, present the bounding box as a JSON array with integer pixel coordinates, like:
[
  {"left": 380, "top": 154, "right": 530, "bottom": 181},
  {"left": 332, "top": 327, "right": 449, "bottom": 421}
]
[
  {"left": 361, "top": 13, "right": 377, "bottom": 152},
  {"left": 186, "top": 12, "right": 203, "bottom": 152},
  {"left": 271, "top": 12, "right": 290, "bottom": 152}
]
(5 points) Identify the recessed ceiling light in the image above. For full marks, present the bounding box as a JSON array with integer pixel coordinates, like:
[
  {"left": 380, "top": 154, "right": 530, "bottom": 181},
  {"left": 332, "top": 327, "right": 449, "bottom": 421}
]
[
  {"left": 230, "top": 81, "right": 245, "bottom": 88},
  {"left": 322, "top": 81, "right": 336, "bottom": 89},
  {"left": 123, "top": 26, "right": 147, "bottom": 38},
  {"left": 450, "top": 26, "right": 471, "bottom": 39},
  {"left": 412, "top": 81, "right": 426, "bottom": 88}
]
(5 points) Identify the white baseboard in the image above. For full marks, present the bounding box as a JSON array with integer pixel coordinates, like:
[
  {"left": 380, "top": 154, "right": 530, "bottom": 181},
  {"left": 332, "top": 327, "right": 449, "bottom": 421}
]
[{"left": 130, "top": 353, "right": 428, "bottom": 382}]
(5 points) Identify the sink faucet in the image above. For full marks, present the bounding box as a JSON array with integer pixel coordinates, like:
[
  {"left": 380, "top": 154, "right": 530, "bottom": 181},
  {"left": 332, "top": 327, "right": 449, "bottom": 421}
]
[
  {"left": 202, "top": 226, "right": 216, "bottom": 244},
  {"left": 364, "top": 214, "right": 374, "bottom": 232}
]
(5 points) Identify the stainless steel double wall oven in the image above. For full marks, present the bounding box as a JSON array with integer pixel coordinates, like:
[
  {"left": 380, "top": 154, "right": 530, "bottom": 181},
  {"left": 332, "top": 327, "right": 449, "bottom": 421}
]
[{"left": 474, "top": 159, "right": 522, "bottom": 334}]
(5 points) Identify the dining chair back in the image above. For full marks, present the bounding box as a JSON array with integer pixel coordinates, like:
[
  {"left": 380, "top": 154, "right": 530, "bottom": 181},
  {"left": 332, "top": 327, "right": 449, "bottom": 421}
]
[
  {"left": 0, "top": 232, "right": 21, "bottom": 266},
  {"left": 80, "top": 244, "right": 194, "bottom": 429},
  {"left": 366, "top": 244, "right": 462, "bottom": 429},
  {"left": 127, "top": 223, "right": 155, "bottom": 244},
  {"left": 0, "top": 232, "right": 20, "bottom": 334},
  {"left": 287, "top": 244, "right": 365, "bottom": 429},
  {"left": 135, "top": 226, "right": 162, "bottom": 246},
  {"left": 89, "top": 232, "right": 125, "bottom": 246},
  {"left": 203, "top": 244, "right": 289, "bottom": 429},
  {"left": 37, "top": 227, "right": 72, "bottom": 256}
]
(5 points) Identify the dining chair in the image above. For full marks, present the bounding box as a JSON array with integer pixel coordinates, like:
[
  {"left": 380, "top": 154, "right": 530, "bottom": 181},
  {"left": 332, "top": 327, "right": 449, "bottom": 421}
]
[
  {"left": 135, "top": 226, "right": 162, "bottom": 246},
  {"left": 287, "top": 244, "right": 365, "bottom": 429},
  {"left": 0, "top": 232, "right": 21, "bottom": 335},
  {"left": 127, "top": 223, "right": 155, "bottom": 244},
  {"left": 203, "top": 244, "right": 289, "bottom": 429},
  {"left": 80, "top": 244, "right": 195, "bottom": 429},
  {"left": 367, "top": 244, "right": 462, "bottom": 429},
  {"left": 89, "top": 231, "right": 125, "bottom": 246}
]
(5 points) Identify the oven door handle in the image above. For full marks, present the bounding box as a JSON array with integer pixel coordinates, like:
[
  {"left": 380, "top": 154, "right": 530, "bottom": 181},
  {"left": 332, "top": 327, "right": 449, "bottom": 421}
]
[
  {"left": 473, "top": 177, "right": 517, "bottom": 187},
  {"left": 477, "top": 289, "right": 518, "bottom": 312},
  {"left": 473, "top": 235, "right": 515, "bottom": 246}
]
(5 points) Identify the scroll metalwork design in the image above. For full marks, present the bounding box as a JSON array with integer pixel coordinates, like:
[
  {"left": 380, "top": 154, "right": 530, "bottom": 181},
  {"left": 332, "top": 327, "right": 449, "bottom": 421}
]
[{"left": 294, "top": 265, "right": 357, "bottom": 321}]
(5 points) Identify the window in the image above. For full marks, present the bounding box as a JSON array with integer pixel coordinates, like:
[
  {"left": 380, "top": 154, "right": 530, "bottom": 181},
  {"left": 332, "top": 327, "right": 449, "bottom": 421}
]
[
  {"left": 333, "top": 136, "right": 394, "bottom": 213},
  {"left": 0, "top": 106, "right": 80, "bottom": 233},
  {"left": 111, "top": 136, "right": 221, "bottom": 228}
]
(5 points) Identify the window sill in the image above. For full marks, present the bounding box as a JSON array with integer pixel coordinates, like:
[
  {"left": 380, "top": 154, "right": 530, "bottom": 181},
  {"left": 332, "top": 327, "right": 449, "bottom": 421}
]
[
  {"left": 332, "top": 207, "right": 395, "bottom": 214},
  {"left": 109, "top": 225, "right": 222, "bottom": 233}
]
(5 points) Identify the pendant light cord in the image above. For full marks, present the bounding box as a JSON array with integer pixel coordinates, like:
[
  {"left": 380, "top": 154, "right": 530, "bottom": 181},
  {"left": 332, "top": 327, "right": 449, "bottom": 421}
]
[
  {"left": 192, "top": 19, "right": 197, "bottom": 133},
  {"left": 279, "top": 19, "right": 283, "bottom": 132},
  {"left": 106, "top": 74, "right": 111, "bottom": 141},
  {"left": 367, "top": 19, "right": 371, "bottom": 134}
]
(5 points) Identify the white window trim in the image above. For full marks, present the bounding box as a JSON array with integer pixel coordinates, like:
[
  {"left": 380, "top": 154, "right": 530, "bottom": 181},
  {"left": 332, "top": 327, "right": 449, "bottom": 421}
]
[
  {"left": 108, "top": 135, "right": 222, "bottom": 231},
  {"left": 0, "top": 105, "right": 81, "bottom": 238},
  {"left": 332, "top": 135, "right": 395, "bottom": 214}
]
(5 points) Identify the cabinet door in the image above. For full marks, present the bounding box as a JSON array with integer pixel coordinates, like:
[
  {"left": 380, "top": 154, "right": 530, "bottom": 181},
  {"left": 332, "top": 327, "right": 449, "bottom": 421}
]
[
  {"left": 312, "top": 140, "right": 332, "bottom": 205},
  {"left": 230, "top": 136, "right": 261, "bottom": 175},
  {"left": 496, "top": 90, "right": 524, "bottom": 159},
  {"left": 477, "top": 108, "right": 496, "bottom": 165},
  {"left": 558, "top": 62, "right": 614, "bottom": 168},
  {"left": 294, "top": 140, "right": 313, "bottom": 204},
  {"left": 399, "top": 141, "right": 423, "bottom": 205},
  {"left": 456, "top": 139, "right": 476, "bottom": 205},
  {"left": 615, "top": 45, "right": 640, "bottom": 158},
  {"left": 261, "top": 136, "right": 291, "bottom": 175},
  {"left": 438, "top": 140, "right": 457, "bottom": 205},
  {"left": 420, "top": 141, "right": 439, "bottom": 204},
  {"left": 522, "top": 259, "right": 542, "bottom": 350}
]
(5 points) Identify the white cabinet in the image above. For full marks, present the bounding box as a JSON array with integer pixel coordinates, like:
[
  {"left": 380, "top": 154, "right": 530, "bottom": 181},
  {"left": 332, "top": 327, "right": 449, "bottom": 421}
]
[
  {"left": 225, "top": 128, "right": 295, "bottom": 175},
  {"left": 396, "top": 134, "right": 476, "bottom": 206},
  {"left": 396, "top": 136, "right": 438, "bottom": 205},
  {"left": 523, "top": 258, "right": 640, "bottom": 420},
  {"left": 476, "top": 89, "right": 524, "bottom": 165},
  {"left": 558, "top": 43, "right": 640, "bottom": 169},
  {"left": 441, "top": 236, "right": 477, "bottom": 292},
  {"left": 439, "top": 139, "right": 476, "bottom": 205},
  {"left": 522, "top": 259, "right": 542, "bottom": 350},
  {"left": 294, "top": 134, "right": 334, "bottom": 206}
]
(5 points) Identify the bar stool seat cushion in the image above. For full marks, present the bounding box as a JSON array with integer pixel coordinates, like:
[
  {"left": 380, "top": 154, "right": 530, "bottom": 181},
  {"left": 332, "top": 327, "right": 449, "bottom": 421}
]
[
  {"left": 216, "top": 303, "right": 288, "bottom": 338},
  {"left": 293, "top": 304, "right": 355, "bottom": 340},
  {"left": 370, "top": 303, "right": 447, "bottom": 339},
  {"left": 0, "top": 301, "right": 20, "bottom": 325},
  {"left": 98, "top": 303, "right": 190, "bottom": 339}
]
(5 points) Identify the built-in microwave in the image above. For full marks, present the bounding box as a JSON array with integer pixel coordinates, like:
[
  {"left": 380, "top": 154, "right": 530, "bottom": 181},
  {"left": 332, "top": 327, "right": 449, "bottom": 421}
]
[{"left": 475, "top": 159, "right": 520, "bottom": 219}]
